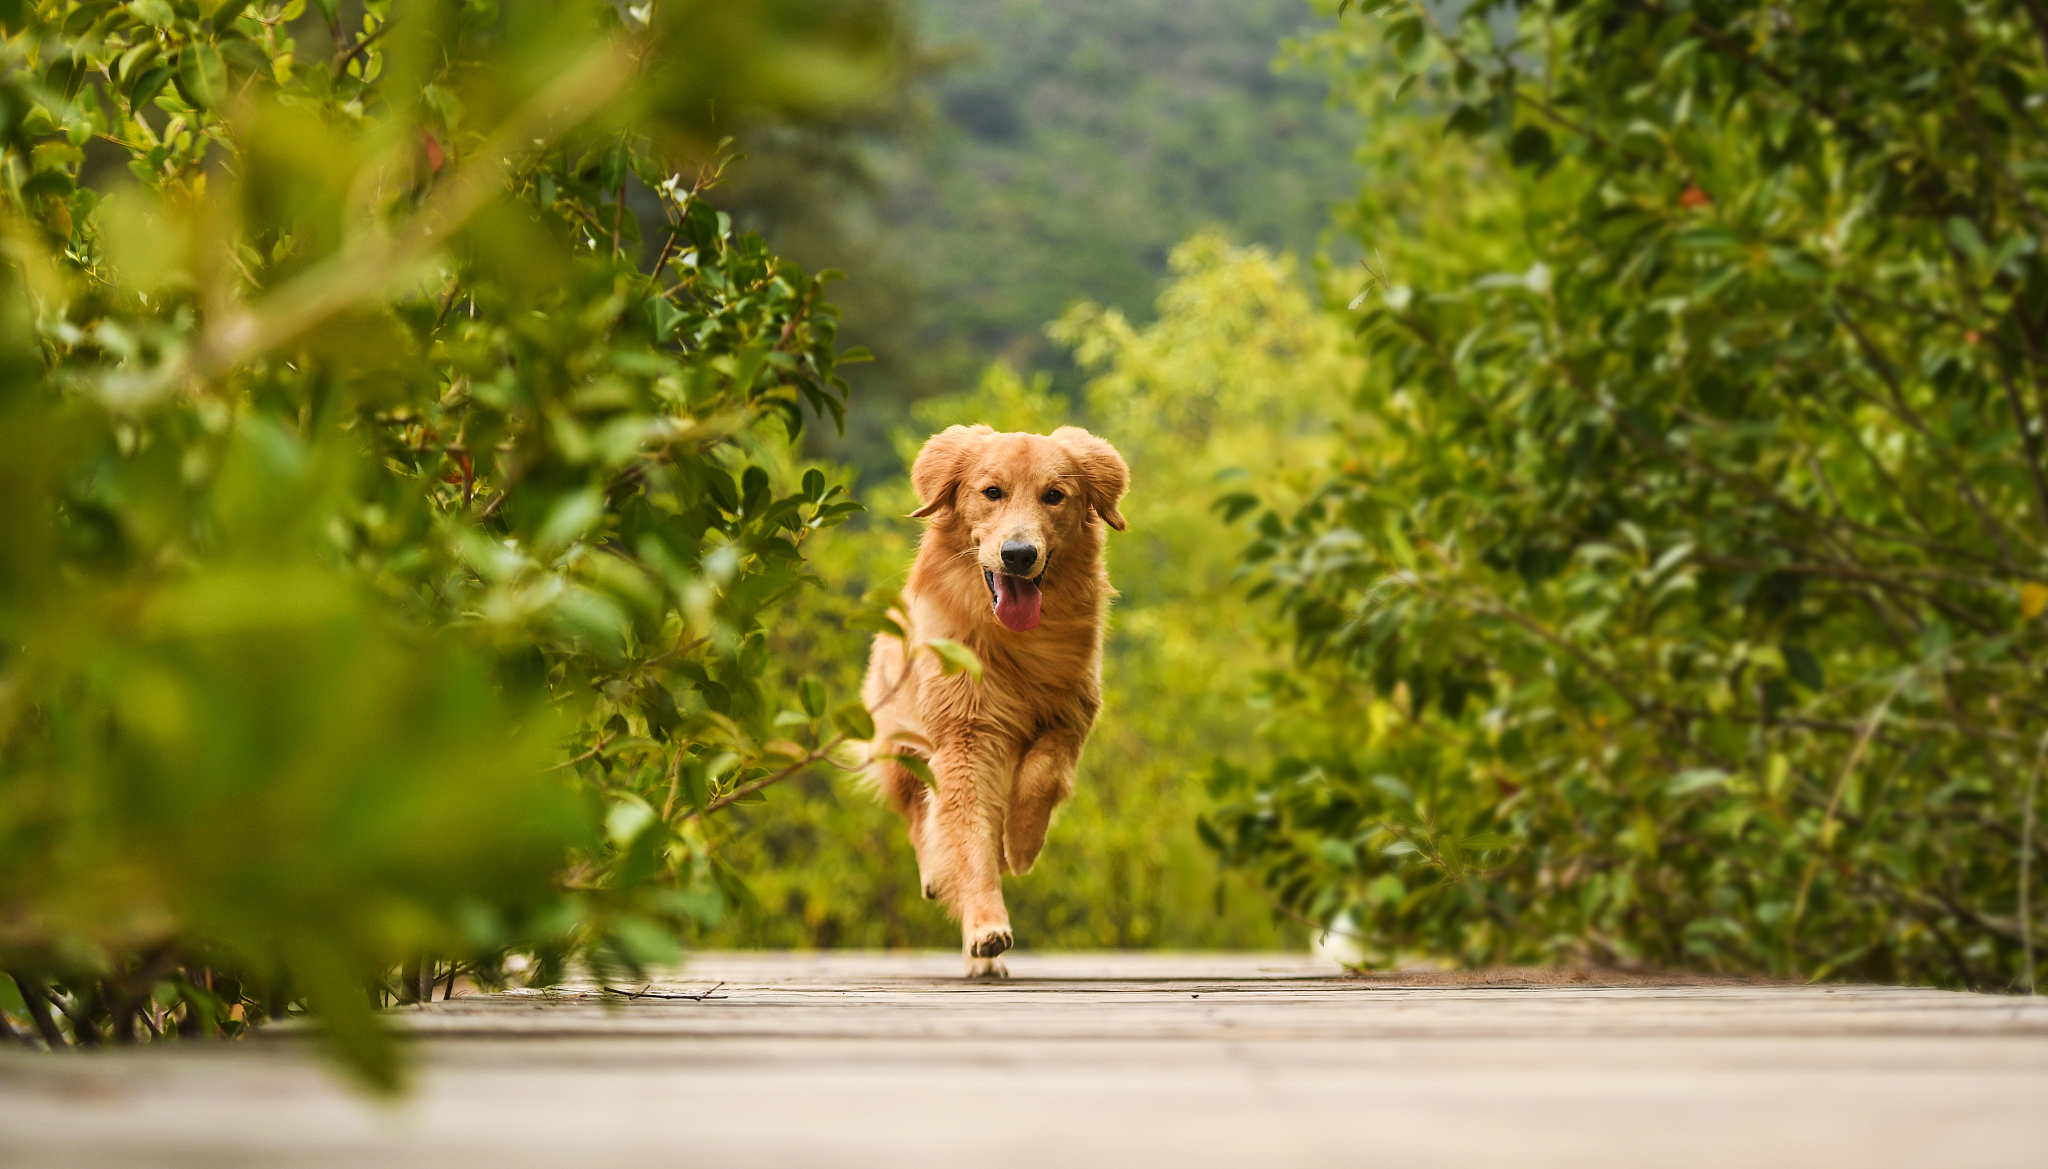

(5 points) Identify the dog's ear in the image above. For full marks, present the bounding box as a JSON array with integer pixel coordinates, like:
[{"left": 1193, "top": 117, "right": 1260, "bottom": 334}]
[
  {"left": 909, "top": 424, "right": 994, "bottom": 519},
  {"left": 1052, "top": 426, "right": 1129, "bottom": 531}
]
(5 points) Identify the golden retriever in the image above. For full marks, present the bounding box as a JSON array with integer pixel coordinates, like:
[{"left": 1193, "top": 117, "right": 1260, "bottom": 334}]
[{"left": 861, "top": 425, "right": 1129, "bottom": 976}]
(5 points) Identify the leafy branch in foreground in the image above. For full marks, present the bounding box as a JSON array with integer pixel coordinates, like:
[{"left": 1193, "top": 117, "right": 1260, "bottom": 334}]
[{"left": 0, "top": 0, "right": 898, "bottom": 1086}]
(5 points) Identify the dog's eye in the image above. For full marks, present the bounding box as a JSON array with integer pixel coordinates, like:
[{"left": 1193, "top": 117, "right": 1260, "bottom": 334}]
[
  {"left": 1042, "top": 489, "right": 1065, "bottom": 505},
  {"left": 982, "top": 486, "right": 1003, "bottom": 501}
]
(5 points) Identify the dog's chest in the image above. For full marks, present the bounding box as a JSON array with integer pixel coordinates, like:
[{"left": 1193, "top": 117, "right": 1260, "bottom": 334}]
[{"left": 968, "top": 628, "right": 1098, "bottom": 728}]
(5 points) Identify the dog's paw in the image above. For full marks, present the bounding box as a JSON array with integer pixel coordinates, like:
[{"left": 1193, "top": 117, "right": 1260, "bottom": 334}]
[
  {"left": 964, "top": 956, "right": 1009, "bottom": 979},
  {"left": 968, "top": 926, "right": 1013, "bottom": 959}
]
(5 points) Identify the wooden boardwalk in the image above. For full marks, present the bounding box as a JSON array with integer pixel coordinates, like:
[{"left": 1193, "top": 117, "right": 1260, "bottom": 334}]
[{"left": 3, "top": 952, "right": 2046, "bottom": 1168}]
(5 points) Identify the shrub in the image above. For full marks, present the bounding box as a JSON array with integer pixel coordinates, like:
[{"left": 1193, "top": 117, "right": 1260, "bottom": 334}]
[
  {"left": 0, "top": 0, "right": 894, "bottom": 1085},
  {"left": 1206, "top": 0, "right": 2048, "bottom": 989}
]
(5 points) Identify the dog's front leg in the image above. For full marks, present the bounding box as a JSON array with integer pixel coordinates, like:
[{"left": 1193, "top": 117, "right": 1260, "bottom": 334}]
[
  {"left": 1004, "top": 729, "right": 1081, "bottom": 876},
  {"left": 927, "top": 728, "right": 1015, "bottom": 977}
]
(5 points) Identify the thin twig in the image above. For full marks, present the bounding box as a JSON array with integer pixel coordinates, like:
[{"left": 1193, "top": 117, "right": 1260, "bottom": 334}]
[
  {"left": 1788, "top": 668, "right": 1914, "bottom": 956},
  {"left": 612, "top": 179, "right": 627, "bottom": 259},
  {"left": 549, "top": 732, "right": 616, "bottom": 772},
  {"left": 601, "top": 981, "right": 726, "bottom": 1000},
  {"left": 434, "top": 277, "right": 461, "bottom": 330},
  {"left": 331, "top": 20, "right": 396, "bottom": 80},
  {"left": 678, "top": 646, "right": 926, "bottom": 820},
  {"left": 9, "top": 974, "right": 67, "bottom": 1049},
  {"left": 2026, "top": 733, "right": 2043, "bottom": 994},
  {"left": 684, "top": 736, "right": 854, "bottom": 819},
  {"left": 648, "top": 228, "right": 680, "bottom": 286},
  {"left": 659, "top": 747, "right": 685, "bottom": 821}
]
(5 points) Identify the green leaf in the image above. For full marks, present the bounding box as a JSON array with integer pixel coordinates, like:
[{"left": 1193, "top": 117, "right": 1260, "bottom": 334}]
[
  {"left": 1369, "top": 775, "right": 1414, "bottom": 805},
  {"left": 799, "top": 677, "right": 826, "bottom": 719},
  {"left": 1508, "top": 124, "right": 1553, "bottom": 169},
  {"left": 923, "top": 638, "right": 983, "bottom": 682},
  {"left": 1457, "top": 833, "right": 1514, "bottom": 851},
  {"left": 1213, "top": 491, "right": 1261, "bottom": 523},
  {"left": 1945, "top": 216, "right": 1990, "bottom": 267},
  {"left": 1444, "top": 103, "right": 1489, "bottom": 139},
  {"left": 831, "top": 701, "right": 875, "bottom": 742},
  {"left": 847, "top": 611, "right": 906, "bottom": 639},
  {"left": 608, "top": 916, "right": 681, "bottom": 967},
  {"left": 129, "top": 0, "right": 176, "bottom": 27},
  {"left": 536, "top": 487, "right": 603, "bottom": 551},
  {"left": 606, "top": 798, "right": 655, "bottom": 847},
  {"left": 1676, "top": 227, "right": 1738, "bottom": 252},
  {"left": 1667, "top": 769, "right": 1731, "bottom": 796},
  {"left": 175, "top": 44, "right": 227, "bottom": 110},
  {"left": 1783, "top": 645, "right": 1824, "bottom": 691},
  {"left": 126, "top": 63, "right": 175, "bottom": 113},
  {"left": 880, "top": 752, "right": 938, "bottom": 791}
]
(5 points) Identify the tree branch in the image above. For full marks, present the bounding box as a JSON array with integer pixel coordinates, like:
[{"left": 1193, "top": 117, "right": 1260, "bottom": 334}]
[{"left": 331, "top": 20, "right": 395, "bottom": 80}]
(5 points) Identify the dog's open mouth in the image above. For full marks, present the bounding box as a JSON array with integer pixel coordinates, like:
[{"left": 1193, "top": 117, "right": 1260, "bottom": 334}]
[{"left": 983, "top": 568, "right": 1044, "bottom": 632}]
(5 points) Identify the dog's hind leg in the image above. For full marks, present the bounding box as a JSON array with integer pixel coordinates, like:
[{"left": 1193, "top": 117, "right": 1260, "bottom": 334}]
[
  {"left": 873, "top": 754, "right": 943, "bottom": 900},
  {"left": 1003, "top": 730, "right": 1081, "bottom": 876}
]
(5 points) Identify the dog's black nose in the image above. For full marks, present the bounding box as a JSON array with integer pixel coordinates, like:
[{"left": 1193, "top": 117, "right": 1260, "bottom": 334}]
[{"left": 1000, "top": 541, "right": 1039, "bottom": 575}]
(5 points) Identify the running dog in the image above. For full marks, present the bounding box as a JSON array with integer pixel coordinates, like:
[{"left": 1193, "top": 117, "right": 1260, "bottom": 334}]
[{"left": 861, "top": 425, "right": 1128, "bottom": 976}]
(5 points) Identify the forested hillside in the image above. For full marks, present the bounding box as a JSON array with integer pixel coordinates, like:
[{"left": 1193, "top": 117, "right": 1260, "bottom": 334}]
[{"left": 718, "top": 0, "right": 1359, "bottom": 474}]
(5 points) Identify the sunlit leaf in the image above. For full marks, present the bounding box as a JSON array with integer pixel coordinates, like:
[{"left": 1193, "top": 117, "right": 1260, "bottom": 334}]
[{"left": 923, "top": 638, "right": 983, "bottom": 682}]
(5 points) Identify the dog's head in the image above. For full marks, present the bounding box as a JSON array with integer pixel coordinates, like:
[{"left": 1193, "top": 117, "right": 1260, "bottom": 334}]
[{"left": 908, "top": 425, "right": 1128, "bottom": 633}]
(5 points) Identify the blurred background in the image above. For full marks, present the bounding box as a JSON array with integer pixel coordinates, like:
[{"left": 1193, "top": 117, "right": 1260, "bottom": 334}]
[{"left": 717, "top": 0, "right": 1360, "bottom": 479}]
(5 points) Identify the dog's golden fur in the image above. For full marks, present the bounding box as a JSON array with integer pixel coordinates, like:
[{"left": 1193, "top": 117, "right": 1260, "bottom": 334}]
[{"left": 861, "top": 425, "right": 1129, "bottom": 976}]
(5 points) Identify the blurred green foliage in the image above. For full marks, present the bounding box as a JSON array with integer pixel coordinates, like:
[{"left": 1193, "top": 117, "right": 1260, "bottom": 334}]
[
  {"left": 696, "top": 234, "right": 1349, "bottom": 951},
  {"left": 714, "top": 0, "right": 1363, "bottom": 478},
  {"left": 0, "top": 0, "right": 896, "bottom": 1084},
  {"left": 1205, "top": 0, "right": 2048, "bottom": 989}
]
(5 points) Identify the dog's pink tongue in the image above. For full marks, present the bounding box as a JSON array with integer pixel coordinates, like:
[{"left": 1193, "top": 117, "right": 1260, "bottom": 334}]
[{"left": 992, "top": 574, "right": 1042, "bottom": 632}]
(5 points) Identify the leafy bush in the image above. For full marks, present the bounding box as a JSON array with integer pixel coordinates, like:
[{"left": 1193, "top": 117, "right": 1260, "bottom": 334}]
[
  {"left": 0, "top": 0, "right": 894, "bottom": 1084},
  {"left": 1205, "top": 0, "right": 2048, "bottom": 989}
]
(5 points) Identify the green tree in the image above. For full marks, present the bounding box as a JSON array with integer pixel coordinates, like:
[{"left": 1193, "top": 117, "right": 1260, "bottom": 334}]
[
  {"left": 0, "top": 0, "right": 895, "bottom": 1084},
  {"left": 1207, "top": 0, "right": 2048, "bottom": 989}
]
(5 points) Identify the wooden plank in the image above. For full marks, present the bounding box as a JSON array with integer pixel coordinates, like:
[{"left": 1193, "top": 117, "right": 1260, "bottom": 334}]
[{"left": 2, "top": 952, "right": 2043, "bottom": 1168}]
